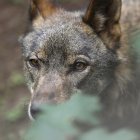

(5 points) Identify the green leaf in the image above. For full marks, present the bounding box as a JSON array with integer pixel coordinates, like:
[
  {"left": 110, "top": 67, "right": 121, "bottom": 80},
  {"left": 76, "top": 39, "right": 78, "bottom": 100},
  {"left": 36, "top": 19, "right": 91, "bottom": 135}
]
[
  {"left": 80, "top": 129, "right": 138, "bottom": 140},
  {"left": 5, "top": 100, "right": 25, "bottom": 122},
  {"left": 8, "top": 72, "right": 25, "bottom": 87},
  {"left": 24, "top": 93, "right": 139, "bottom": 140},
  {"left": 25, "top": 93, "right": 101, "bottom": 140}
]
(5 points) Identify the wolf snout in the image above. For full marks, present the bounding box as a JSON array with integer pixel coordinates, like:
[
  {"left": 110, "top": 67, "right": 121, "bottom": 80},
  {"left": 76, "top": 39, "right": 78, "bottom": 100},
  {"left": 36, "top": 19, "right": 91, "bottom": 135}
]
[
  {"left": 28, "top": 92, "right": 58, "bottom": 120},
  {"left": 28, "top": 102, "right": 42, "bottom": 120},
  {"left": 31, "top": 104, "right": 41, "bottom": 118}
]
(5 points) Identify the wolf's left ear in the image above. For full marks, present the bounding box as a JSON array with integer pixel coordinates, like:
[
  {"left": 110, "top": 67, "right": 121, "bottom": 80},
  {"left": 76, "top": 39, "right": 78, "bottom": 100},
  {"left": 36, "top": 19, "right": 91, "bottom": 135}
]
[
  {"left": 29, "top": 0, "right": 58, "bottom": 27},
  {"left": 83, "top": 0, "right": 122, "bottom": 50}
]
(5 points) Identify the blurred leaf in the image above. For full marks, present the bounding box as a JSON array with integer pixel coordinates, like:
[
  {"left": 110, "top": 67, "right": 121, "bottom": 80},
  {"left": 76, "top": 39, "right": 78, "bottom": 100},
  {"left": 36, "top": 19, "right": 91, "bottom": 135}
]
[
  {"left": 130, "top": 30, "right": 140, "bottom": 51},
  {"left": 41, "top": 92, "right": 101, "bottom": 128},
  {"left": 130, "top": 30, "right": 140, "bottom": 65},
  {"left": 5, "top": 100, "right": 25, "bottom": 122},
  {"left": 59, "top": 0, "right": 78, "bottom": 3},
  {"left": 7, "top": 0, "right": 23, "bottom": 5},
  {"left": 24, "top": 93, "right": 139, "bottom": 140},
  {"left": 25, "top": 93, "right": 101, "bottom": 140},
  {"left": 8, "top": 72, "right": 25, "bottom": 87},
  {"left": 80, "top": 129, "right": 138, "bottom": 140}
]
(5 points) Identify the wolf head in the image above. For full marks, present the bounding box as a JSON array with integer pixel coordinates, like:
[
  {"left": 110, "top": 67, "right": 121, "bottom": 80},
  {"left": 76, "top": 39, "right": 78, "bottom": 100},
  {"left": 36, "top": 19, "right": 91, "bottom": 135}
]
[{"left": 20, "top": 0, "right": 122, "bottom": 119}]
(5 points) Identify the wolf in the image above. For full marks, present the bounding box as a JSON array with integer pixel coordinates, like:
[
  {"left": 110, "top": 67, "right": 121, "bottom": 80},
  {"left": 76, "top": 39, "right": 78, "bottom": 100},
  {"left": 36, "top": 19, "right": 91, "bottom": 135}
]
[{"left": 20, "top": 0, "right": 140, "bottom": 125}]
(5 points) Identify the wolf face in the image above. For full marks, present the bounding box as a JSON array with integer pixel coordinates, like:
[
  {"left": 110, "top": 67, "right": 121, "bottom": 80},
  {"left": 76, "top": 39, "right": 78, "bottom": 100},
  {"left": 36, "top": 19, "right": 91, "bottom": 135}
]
[{"left": 20, "top": 0, "right": 125, "bottom": 119}]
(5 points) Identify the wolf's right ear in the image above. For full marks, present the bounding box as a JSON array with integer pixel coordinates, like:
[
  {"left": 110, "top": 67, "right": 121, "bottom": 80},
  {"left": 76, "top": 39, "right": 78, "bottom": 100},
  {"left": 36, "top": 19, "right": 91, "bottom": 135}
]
[{"left": 29, "top": 0, "right": 58, "bottom": 27}]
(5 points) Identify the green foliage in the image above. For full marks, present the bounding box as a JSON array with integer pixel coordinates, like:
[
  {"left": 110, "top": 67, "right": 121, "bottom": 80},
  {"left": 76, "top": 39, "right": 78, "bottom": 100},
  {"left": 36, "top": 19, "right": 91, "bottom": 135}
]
[
  {"left": 8, "top": 72, "right": 25, "bottom": 88},
  {"left": 59, "top": 0, "right": 79, "bottom": 3},
  {"left": 25, "top": 93, "right": 101, "bottom": 140},
  {"left": 24, "top": 93, "right": 138, "bottom": 140},
  {"left": 7, "top": 0, "right": 23, "bottom": 5},
  {"left": 80, "top": 129, "right": 137, "bottom": 140},
  {"left": 5, "top": 99, "right": 26, "bottom": 122},
  {"left": 130, "top": 30, "right": 140, "bottom": 52}
]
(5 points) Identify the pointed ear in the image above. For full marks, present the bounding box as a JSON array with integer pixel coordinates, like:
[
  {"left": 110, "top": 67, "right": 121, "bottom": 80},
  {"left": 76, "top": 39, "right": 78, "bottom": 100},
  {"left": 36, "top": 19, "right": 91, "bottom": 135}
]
[
  {"left": 29, "top": 0, "right": 58, "bottom": 26},
  {"left": 83, "top": 0, "right": 122, "bottom": 50}
]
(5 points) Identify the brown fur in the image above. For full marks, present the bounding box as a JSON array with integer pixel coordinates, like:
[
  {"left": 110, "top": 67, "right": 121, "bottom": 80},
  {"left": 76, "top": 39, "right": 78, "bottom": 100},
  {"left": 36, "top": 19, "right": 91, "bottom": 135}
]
[{"left": 29, "top": 0, "right": 58, "bottom": 28}]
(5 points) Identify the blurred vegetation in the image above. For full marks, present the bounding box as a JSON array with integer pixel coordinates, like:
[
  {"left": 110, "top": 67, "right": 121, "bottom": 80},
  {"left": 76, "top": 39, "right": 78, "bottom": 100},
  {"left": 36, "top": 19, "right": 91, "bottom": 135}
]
[
  {"left": 131, "top": 30, "right": 140, "bottom": 52},
  {"left": 59, "top": 0, "right": 80, "bottom": 3},
  {"left": 5, "top": 97, "right": 27, "bottom": 122},
  {"left": 8, "top": 72, "right": 25, "bottom": 88},
  {"left": 6, "top": 0, "right": 24, "bottom": 5},
  {"left": 0, "top": 71, "right": 26, "bottom": 123},
  {"left": 24, "top": 93, "right": 138, "bottom": 140}
]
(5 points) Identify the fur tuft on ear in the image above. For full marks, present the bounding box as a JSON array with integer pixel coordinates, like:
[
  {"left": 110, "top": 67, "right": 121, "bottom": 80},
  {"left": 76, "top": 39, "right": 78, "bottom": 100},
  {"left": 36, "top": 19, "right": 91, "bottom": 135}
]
[
  {"left": 83, "top": 0, "right": 122, "bottom": 50},
  {"left": 29, "top": 0, "right": 58, "bottom": 26}
]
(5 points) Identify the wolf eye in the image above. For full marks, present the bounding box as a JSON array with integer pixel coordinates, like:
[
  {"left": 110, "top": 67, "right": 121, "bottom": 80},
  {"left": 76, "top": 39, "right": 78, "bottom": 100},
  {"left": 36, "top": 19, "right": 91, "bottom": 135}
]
[
  {"left": 74, "top": 61, "right": 88, "bottom": 71},
  {"left": 28, "top": 59, "right": 40, "bottom": 68}
]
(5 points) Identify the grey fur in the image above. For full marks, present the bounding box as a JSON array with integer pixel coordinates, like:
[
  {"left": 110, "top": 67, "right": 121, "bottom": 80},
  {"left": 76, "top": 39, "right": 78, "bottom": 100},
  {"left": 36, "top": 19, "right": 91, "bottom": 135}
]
[{"left": 20, "top": 0, "right": 140, "bottom": 127}]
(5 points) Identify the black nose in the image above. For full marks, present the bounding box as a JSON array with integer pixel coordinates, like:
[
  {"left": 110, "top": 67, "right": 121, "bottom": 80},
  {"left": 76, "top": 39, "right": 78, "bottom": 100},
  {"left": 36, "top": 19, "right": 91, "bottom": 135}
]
[{"left": 30, "top": 104, "right": 41, "bottom": 119}]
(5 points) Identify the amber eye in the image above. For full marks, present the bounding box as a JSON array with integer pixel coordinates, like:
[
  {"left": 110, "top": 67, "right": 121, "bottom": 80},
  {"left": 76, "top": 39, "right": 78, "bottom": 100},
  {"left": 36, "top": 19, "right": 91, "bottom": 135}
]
[
  {"left": 74, "top": 61, "right": 88, "bottom": 71},
  {"left": 28, "top": 59, "right": 40, "bottom": 68}
]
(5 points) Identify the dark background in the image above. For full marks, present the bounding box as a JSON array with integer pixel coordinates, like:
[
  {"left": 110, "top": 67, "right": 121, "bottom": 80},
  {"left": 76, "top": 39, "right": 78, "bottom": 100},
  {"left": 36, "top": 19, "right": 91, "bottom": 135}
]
[{"left": 0, "top": 0, "right": 88, "bottom": 140}]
